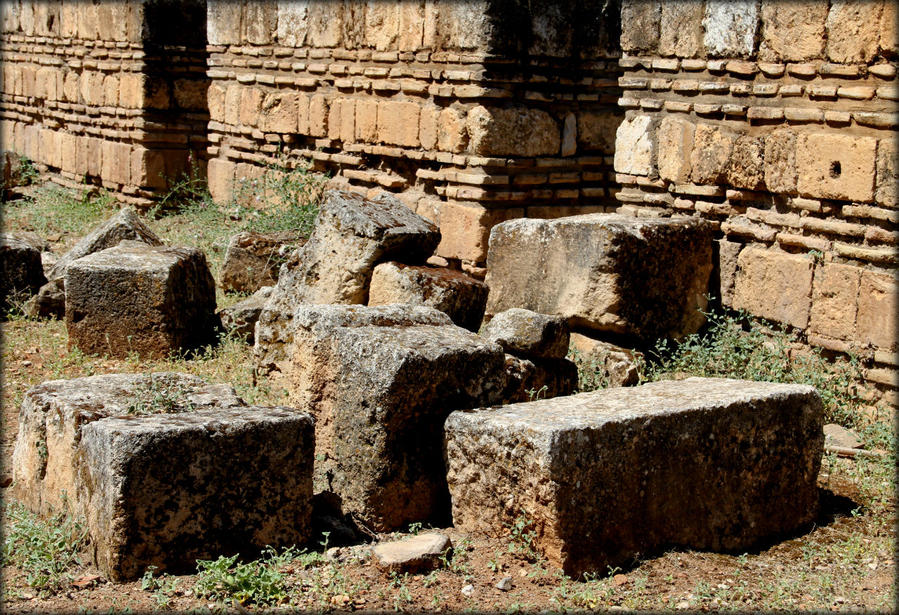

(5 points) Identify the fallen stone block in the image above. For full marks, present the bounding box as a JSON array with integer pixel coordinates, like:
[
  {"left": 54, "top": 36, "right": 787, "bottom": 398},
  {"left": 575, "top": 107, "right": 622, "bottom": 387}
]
[
  {"left": 218, "top": 286, "right": 272, "bottom": 343},
  {"left": 568, "top": 332, "right": 642, "bottom": 388},
  {"left": 220, "top": 230, "right": 305, "bottom": 294},
  {"left": 25, "top": 277, "right": 65, "bottom": 319},
  {"left": 485, "top": 214, "right": 713, "bottom": 342},
  {"left": 78, "top": 406, "right": 314, "bottom": 581},
  {"left": 500, "top": 354, "right": 578, "bottom": 403},
  {"left": 368, "top": 262, "right": 488, "bottom": 331},
  {"left": 284, "top": 304, "right": 506, "bottom": 531},
  {"left": 11, "top": 372, "right": 245, "bottom": 517},
  {"left": 257, "top": 190, "right": 440, "bottom": 372},
  {"left": 65, "top": 241, "right": 218, "bottom": 358},
  {"left": 0, "top": 233, "right": 47, "bottom": 314},
  {"left": 445, "top": 377, "right": 823, "bottom": 576},
  {"left": 371, "top": 533, "right": 452, "bottom": 574},
  {"left": 482, "top": 308, "right": 570, "bottom": 360}
]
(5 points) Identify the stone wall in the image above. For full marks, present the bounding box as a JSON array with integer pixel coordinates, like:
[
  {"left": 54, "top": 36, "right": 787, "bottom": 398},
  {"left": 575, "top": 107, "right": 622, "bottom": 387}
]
[
  {"left": 0, "top": 0, "right": 208, "bottom": 207},
  {"left": 203, "top": 0, "right": 624, "bottom": 272},
  {"left": 613, "top": 0, "right": 898, "bottom": 403}
]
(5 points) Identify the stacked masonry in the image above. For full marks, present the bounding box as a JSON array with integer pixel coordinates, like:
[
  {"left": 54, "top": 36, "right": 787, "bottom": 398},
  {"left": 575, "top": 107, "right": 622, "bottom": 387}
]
[
  {"left": 203, "top": 0, "right": 623, "bottom": 271},
  {"left": 614, "top": 1, "right": 898, "bottom": 402},
  {"left": 0, "top": 0, "right": 208, "bottom": 207}
]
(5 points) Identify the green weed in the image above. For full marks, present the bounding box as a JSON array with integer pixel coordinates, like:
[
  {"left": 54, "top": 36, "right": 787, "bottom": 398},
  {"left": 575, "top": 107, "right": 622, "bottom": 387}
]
[
  {"left": 194, "top": 546, "right": 298, "bottom": 606},
  {"left": 506, "top": 513, "right": 540, "bottom": 562},
  {"left": 125, "top": 378, "right": 196, "bottom": 416}
]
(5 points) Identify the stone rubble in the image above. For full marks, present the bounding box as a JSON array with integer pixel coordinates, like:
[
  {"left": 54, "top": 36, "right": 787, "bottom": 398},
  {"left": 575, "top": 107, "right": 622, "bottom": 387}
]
[{"left": 219, "top": 230, "right": 305, "bottom": 294}]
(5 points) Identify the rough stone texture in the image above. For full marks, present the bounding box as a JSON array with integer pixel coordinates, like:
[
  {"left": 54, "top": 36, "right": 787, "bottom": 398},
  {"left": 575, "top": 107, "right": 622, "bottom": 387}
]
[
  {"left": 733, "top": 247, "right": 814, "bottom": 329},
  {"left": 65, "top": 241, "right": 218, "bottom": 359},
  {"left": 24, "top": 277, "right": 65, "bottom": 319},
  {"left": 657, "top": 117, "right": 694, "bottom": 184},
  {"left": 11, "top": 372, "right": 245, "bottom": 517},
  {"left": 826, "top": 0, "right": 883, "bottom": 64},
  {"left": 568, "top": 333, "right": 641, "bottom": 387},
  {"left": 614, "top": 115, "right": 655, "bottom": 177},
  {"left": 482, "top": 308, "right": 570, "bottom": 360},
  {"left": 703, "top": 0, "right": 758, "bottom": 58},
  {"left": 445, "top": 377, "right": 824, "bottom": 576},
  {"left": 824, "top": 423, "right": 862, "bottom": 450},
  {"left": 282, "top": 304, "right": 506, "bottom": 531},
  {"left": 620, "top": 0, "right": 661, "bottom": 53},
  {"left": 0, "top": 233, "right": 46, "bottom": 313},
  {"left": 874, "top": 138, "right": 897, "bottom": 208},
  {"left": 220, "top": 230, "right": 306, "bottom": 294},
  {"left": 218, "top": 286, "right": 272, "bottom": 343},
  {"left": 809, "top": 263, "right": 861, "bottom": 342},
  {"left": 659, "top": 1, "right": 703, "bottom": 58},
  {"left": 256, "top": 190, "right": 440, "bottom": 372},
  {"left": 717, "top": 239, "right": 743, "bottom": 307},
  {"left": 796, "top": 133, "right": 877, "bottom": 203},
  {"left": 371, "top": 533, "right": 451, "bottom": 574},
  {"left": 500, "top": 354, "right": 578, "bottom": 404},
  {"left": 759, "top": 1, "right": 827, "bottom": 62},
  {"left": 856, "top": 271, "right": 898, "bottom": 351},
  {"left": 727, "top": 136, "right": 765, "bottom": 191},
  {"left": 467, "top": 106, "right": 560, "bottom": 157},
  {"left": 763, "top": 129, "right": 798, "bottom": 195},
  {"left": 368, "top": 262, "right": 488, "bottom": 332},
  {"left": 79, "top": 406, "right": 313, "bottom": 581},
  {"left": 691, "top": 124, "right": 737, "bottom": 185},
  {"left": 485, "top": 214, "right": 713, "bottom": 342}
]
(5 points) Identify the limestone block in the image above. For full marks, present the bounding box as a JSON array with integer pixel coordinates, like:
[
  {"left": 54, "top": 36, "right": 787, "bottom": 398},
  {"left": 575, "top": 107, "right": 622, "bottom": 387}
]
[
  {"left": 103, "top": 74, "right": 118, "bottom": 106},
  {"left": 614, "top": 115, "right": 654, "bottom": 177},
  {"left": 239, "top": 87, "right": 263, "bottom": 127},
  {"left": 882, "top": 2, "right": 899, "bottom": 56},
  {"left": 703, "top": 0, "right": 758, "bottom": 58},
  {"left": 207, "top": 0, "right": 243, "bottom": 45},
  {"left": 659, "top": 1, "right": 705, "bottom": 57},
  {"left": 499, "top": 354, "right": 578, "bottom": 403},
  {"left": 445, "top": 378, "right": 824, "bottom": 576},
  {"left": 119, "top": 73, "right": 144, "bottom": 109},
  {"left": 366, "top": 0, "right": 400, "bottom": 50},
  {"left": 577, "top": 111, "right": 620, "bottom": 154},
  {"left": 733, "top": 247, "right": 813, "bottom": 329},
  {"left": 467, "top": 105, "right": 560, "bottom": 157},
  {"left": 875, "top": 138, "right": 897, "bottom": 208},
  {"left": 727, "top": 135, "right": 765, "bottom": 190},
  {"left": 355, "top": 98, "right": 378, "bottom": 142},
  {"left": 398, "top": 0, "right": 425, "bottom": 50},
  {"left": 485, "top": 214, "right": 713, "bottom": 342},
  {"left": 277, "top": 0, "right": 309, "bottom": 46},
  {"left": 260, "top": 91, "right": 299, "bottom": 133},
  {"left": 25, "top": 277, "right": 65, "bottom": 320},
  {"left": 245, "top": 1, "right": 276, "bottom": 45},
  {"left": 11, "top": 372, "right": 245, "bottom": 517},
  {"left": 419, "top": 105, "right": 438, "bottom": 150},
  {"left": 764, "top": 129, "right": 798, "bottom": 194},
  {"left": 620, "top": 0, "right": 660, "bottom": 53},
  {"left": 255, "top": 190, "right": 439, "bottom": 372},
  {"left": 482, "top": 308, "right": 569, "bottom": 360},
  {"left": 657, "top": 116, "right": 694, "bottom": 183},
  {"left": 100, "top": 141, "right": 131, "bottom": 186},
  {"left": 826, "top": 1, "right": 882, "bottom": 63},
  {"left": 173, "top": 79, "right": 207, "bottom": 110},
  {"left": 77, "top": 1, "right": 98, "bottom": 39},
  {"left": 80, "top": 406, "right": 313, "bottom": 581},
  {"left": 437, "top": 107, "right": 468, "bottom": 153},
  {"left": 224, "top": 84, "right": 241, "bottom": 126},
  {"left": 810, "top": 263, "right": 861, "bottom": 342},
  {"left": 368, "top": 262, "right": 488, "bottom": 331},
  {"left": 379, "top": 100, "right": 420, "bottom": 147},
  {"left": 690, "top": 124, "right": 736, "bottom": 185},
  {"left": 717, "top": 238, "right": 742, "bottom": 307},
  {"left": 219, "top": 286, "right": 272, "bottom": 343},
  {"left": 432, "top": 1, "right": 492, "bottom": 51},
  {"left": 568, "top": 333, "right": 642, "bottom": 388},
  {"left": 66, "top": 241, "right": 218, "bottom": 358},
  {"left": 796, "top": 133, "right": 877, "bottom": 203},
  {"left": 372, "top": 533, "right": 451, "bottom": 573},
  {"left": 759, "top": 1, "right": 827, "bottom": 62},
  {"left": 0, "top": 233, "right": 47, "bottom": 313},
  {"left": 435, "top": 201, "right": 521, "bottom": 264},
  {"left": 307, "top": 0, "right": 342, "bottom": 47},
  {"left": 857, "top": 271, "right": 898, "bottom": 351},
  {"left": 309, "top": 94, "right": 329, "bottom": 137},
  {"left": 220, "top": 230, "right": 306, "bottom": 294},
  {"left": 206, "top": 158, "right": 235, "bottom": 204},
  {"left": 131, "top": 147, "right": 166, "bottom": 190},
  {"left": 284, "top": 304, "right": 507, "bottom": 530}
]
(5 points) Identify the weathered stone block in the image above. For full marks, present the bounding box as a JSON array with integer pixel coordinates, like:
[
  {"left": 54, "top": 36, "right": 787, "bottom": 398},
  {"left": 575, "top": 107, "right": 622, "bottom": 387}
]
[
  {"left": 220, "top": 230, "right": 306, "bottom": 294},
  {"left": 0, "top": 233, "right": 47, "bottom": 313},
  {"left": 219, "top": 286, "right": 272, "bottom": 344},
  {"left": 826, "top": 0, "right": 882, "bottom": 63},
  {"left": 659, "top": 1, "right": 704, "bottom": 57},
  {"left": 875, "top": 138, "right": 897, "bottom": 208},
  {"left": 80, "top": 406, "right": 313, "bottom": 581},
  {"left": 379, "top": 100, "right": 420, "bottom": 147},
  {"left": 11, "top": 372, "right": 245, "bottom": 517},
  {"left": 260, "top": 91, "right": 298, "bottom": 133},
  {"left": 568, "top": 333, "right": 642, "bottom": 388},
  {"left": 482, "top": 308, "right": 569, "bottom": 360},
  {"left": 576, "top": 111, "right": 620, "bottom": 154},
  {"left": 703, "top": 0, "right": 758, "bottom": 58},
  {"left": 207, "top": 0, "right": 243, "bottom": 45},
  {"left": 239, "top": 87, "right": 263, "bottom": 127},
  {"left": 733, "top": 247, "right": 813, "bottom": 329},
  {"left": 245, "top": 1, "right": 276, "bottom": 45},
  {"left": 857, "top": 271, "right": 898, "bottom": 351},
  {"left": 727, "top": 135, "right": 765, "bottom": 190},
  {"left": 499, "top": 354, "right": 578, "bottom": 403},
  {"left": 368, "top": 261, "right": 488, "bottom": 331},
  {"left": 691, "top": 124, "right": 736, "bottom": 185},
  {"left": 657, "top": 116, "right": 694, "bottom": 183},
  {"left": 66, "top": 241, "right": 218, "bottom": 358},
  {"left": 277, "top": 0, "right": 309, "bottom": 46},
  {"left": 764, "top": 129, "right": 798, "bottom": 194},
  {"left": 207, "top": 157, "right": 236, "bottom": 204},
  {"left": 435, "top": 201, "right": 521, "bottom": 265},
  {"left": 445, "top": 378, "right": 824, "bottom": 576},
  {"left": 284, "top": 304, "right": 507, "bottom": 531},
  {"left": 467, "top": 105, "right": 560, "bottom": 157},
  {"left": 438, "top": 107, "right": 468, "bottom": 153},
  {"left": 809, "top": 263, "right": 861, "bottom": 342},
  {"left": 614, "top": 115, "right": 654, "bottom": 177},
  {"left": 620, "top": 0, "right": 661, "bottom": 53},
  {"left": 717, "top": 238, "right": 743, "bottom": 307},
  {"left": 485, "top": 214, "right": 713, "bottom": 342},
  {"left": 256, "top": 190, "right": 440, "bottom": 372},
  {"left": 759, "top": 1, "right": 827, "bottom": 62},
  {"left": 372, "top": 533, "right": 451, "bottom": 574},
  {"left": 796, "top": 133, "right": 877, "bottom": 203}
]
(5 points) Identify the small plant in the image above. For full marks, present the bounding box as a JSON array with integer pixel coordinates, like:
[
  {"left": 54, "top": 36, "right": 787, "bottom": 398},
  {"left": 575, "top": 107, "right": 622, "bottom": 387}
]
[
  {"left": 140, "top": 566, "right": 179, "bottom": 608},
  {"left": 195, "top": 547, "right": 295, "bottom": 606},
  {"left": 1, "top": 502, "right": 88, "bottom": 592},
  {"left": 526, "top": 384, "right": 549, "bottom": 402},
  {"left": 125, "top": 378, "right": 196, "bottom": 416},
  {"left": 506, "top": 512, "right": 540, "bottom": 562},
  {"left": 407, "top": 521, "right": 423, "bottom": 535}
]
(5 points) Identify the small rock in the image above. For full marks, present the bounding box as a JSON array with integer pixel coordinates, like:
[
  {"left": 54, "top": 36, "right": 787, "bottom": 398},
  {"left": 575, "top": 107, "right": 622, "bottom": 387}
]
[
  {"left": 371, "top": 533, "right": 452, "bottom": 573},
  {"left": 676, "top": 600, "right": 691, "bottom": 610},
  {"left": 326, "top": 546, "right": 344, "bottom": 562},
  {"left": 482, "top": 308, "right": 570, "bottom": 360},
  {"left": 495, "top": 576, "right": 513, "bottom": 591},
  {"left": 72, "top": 574, "right": 101, "bottom": 588},
  {"left": 824, "top": 424, "right": 862, "bottom": 449},
  {"left": 330, "top": 594, "right": 351, "bottom": 607},
  {"left": 461, "top": 583, "right": 475, "bottom": 597},
  {"left": 612, "top": 573, "right": 628, "bottom": 586}
]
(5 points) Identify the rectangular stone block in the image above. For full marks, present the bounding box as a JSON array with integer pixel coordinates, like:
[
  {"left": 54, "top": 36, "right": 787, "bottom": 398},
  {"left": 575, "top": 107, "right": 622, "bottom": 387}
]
[
  {"left": 207, "top": 0, "right": 243, "bottom": 45},
  {"left": 614, "top": 115, "right": 654, "bottom": 177},
  {"left": 809, "top": 263, "right": 861, "bottom": 341},
  {"left": 797, "top": 133, "right": 877, "bottom": 203},
  {"left": 857, "top": 271, "right": 898, "bottom": 351},
  {"left": 764, "top": 129, "right": 797, "bottom": 194},
  {"left": 759, "top": 1, "right": 827, "bottom": 62},
  {"left": 131, "top": 147, "right": 166, "bottom": 190},
  {"left": 260, "top": 91, "right": 298, "bottom": 133},
  {"left": 66, "top": 242, "right": 217, "bottom": 359},
  {"left": 875, "top": 138, "right": 897, "bottom": 208},
  {"left": 207, "top": 157, "right": 236, "bottom": 204},
  {"left": 435, "top": 202, "right": 520, "bottom": 265},
  {"left": 703, "top": 0, "right": 758, "bottom": 57},
  {"left": 826, "top": 1, "right": 881, "bottom": 63},
  {"left": 733, "top": 246, "right": 813, "bottom": 329},
  {"left": 239, "top": 87, "right": 262, "bottom": 127},
  {"left": 657, "top": 116, "right": 694, "bottom": 183},
  {"left": 445, "top": 377, "right": 824, "bottom": 576},
  {"left": 620, "top": 0, "right": 661, "bottom": 53},
  {"left": 378, "top": 100, "right": 420, "bottom": 147},
  {"left": 355, "top": 98, "right": 378, "bottom": 143},
  {"left": 485, "top": 214, "right": 713, "bottom": 341},
  {"left": 659, "top": 1, "right": 704, "bottom": 57},
  {"left": 224, "top": 84, "right": 242, "bottom": 126},
  {"left": 79, "top": 406, "right": 313, "bottom": 581},
  {"left": 308, "top": 94, "right": 329, "bottom": 137}
]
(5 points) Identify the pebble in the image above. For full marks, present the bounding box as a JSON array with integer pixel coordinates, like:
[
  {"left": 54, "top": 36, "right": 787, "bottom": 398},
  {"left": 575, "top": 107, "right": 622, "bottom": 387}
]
[
  {"left": 461, "top": 584, "right": 475, "bottom": 597},
  {"left": 676, "top": 600, "right": 691, "bottom": 610},
  {"left": 496, "top": 576, "right": 513, "bottom": 591}
]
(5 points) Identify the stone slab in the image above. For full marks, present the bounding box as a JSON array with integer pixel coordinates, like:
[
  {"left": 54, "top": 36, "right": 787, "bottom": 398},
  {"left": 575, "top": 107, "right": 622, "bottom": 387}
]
[
  {"left": 482, "top": 308, "right": 570, "bottom": 360},
  {"left": 220, "top": 230, "right": 305, "bottom": 294}
]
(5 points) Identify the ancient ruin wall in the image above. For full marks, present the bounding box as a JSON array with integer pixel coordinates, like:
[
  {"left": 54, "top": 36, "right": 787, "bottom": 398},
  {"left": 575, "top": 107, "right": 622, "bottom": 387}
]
[
  {"left": 204, "top": 0, "right": 624, "bottom": 272},
  {"left": 0, "top": 0, "right": 208, "bottom": 207},
  {"left": 613, "top": 1, "right": 898, "bottom": 402}
]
